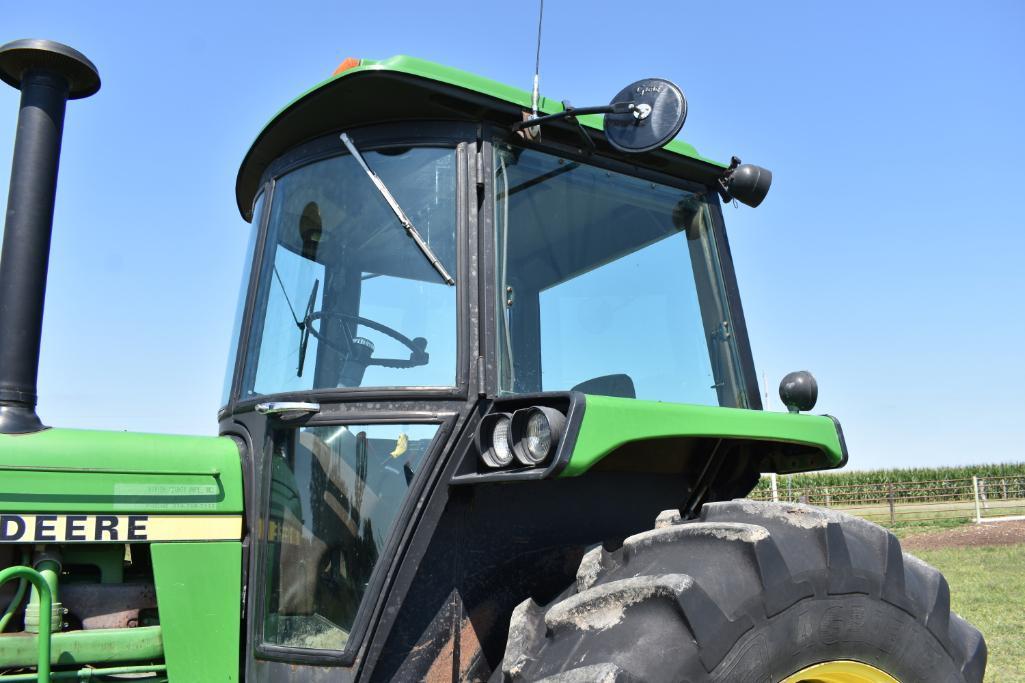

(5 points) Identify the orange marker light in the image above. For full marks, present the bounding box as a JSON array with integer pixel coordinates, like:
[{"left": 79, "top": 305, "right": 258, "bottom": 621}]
[{"left": 332, "top": 57, "right": 361, "bottom": 76}]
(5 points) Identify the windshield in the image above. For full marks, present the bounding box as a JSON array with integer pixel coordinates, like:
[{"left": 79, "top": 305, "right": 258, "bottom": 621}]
[
  {"left": 494, "top": 142, "right": 749, "bottom": 407},
  {"left": 241, "top": 146, "right": 457, "bottom": 397}
]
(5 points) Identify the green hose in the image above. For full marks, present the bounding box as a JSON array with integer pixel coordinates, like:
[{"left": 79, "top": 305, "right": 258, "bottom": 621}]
[
  {"left": 0, "top": 551, "right": 30, "bottom": 632},
  {"left": 0, "top": 565, "right": 51, "bottom": 683}
]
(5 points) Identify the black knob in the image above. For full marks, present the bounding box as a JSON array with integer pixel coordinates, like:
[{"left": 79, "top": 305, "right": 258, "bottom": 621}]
[{"left": 779, "top": 371, "right": 818, "bottom": 413}]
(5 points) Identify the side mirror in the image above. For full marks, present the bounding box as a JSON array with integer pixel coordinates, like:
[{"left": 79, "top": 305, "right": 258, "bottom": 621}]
[
  {"left": 779, "top": 371, "right": 817, "bottom": 413},
  {"left": 603, "top": 78, "right": 687, "bottom": 153}
]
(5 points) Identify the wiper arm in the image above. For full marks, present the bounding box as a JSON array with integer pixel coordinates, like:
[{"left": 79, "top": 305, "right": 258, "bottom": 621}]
[{"left": 340, "top": 133, "right": 455, "bottom": 285}]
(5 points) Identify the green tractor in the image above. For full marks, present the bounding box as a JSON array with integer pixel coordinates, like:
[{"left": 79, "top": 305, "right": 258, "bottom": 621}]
[{"left": 0, "top": 38, "right": 986, "bottom": 683}]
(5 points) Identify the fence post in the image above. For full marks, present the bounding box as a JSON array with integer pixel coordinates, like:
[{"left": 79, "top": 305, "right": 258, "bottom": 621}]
[
  {"left": 887, "top": 483, "right": 895, "bottom": 525},
  {"left": 1002, "top": 479, "right": 1008, "bottom": 500},
  {"left": 770, "top": 473, "right": 779, "bottom": 503},
  {"left": 980, "top": 479, "right": 988, "bottom": 509},
  {"left": 824, "top": 487, "right": 831, "bottom": 507},
  {"left": 973, "top": 476, "right": 982, "bottom": 523}
]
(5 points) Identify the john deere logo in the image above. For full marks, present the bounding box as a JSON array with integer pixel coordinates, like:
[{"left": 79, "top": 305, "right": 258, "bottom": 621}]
[{"left": 0, "top": 513, "right": 242, "bottom": 543}]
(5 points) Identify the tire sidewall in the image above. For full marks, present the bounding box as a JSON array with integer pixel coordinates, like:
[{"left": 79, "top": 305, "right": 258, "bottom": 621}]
[{"left": 712, "top": 589, "right": 961, "bottom": 682}]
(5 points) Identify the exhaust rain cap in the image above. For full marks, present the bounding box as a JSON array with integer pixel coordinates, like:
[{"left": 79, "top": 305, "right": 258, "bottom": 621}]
[{"left": 0, "top": 39, "right": 100, "bottom": 99}]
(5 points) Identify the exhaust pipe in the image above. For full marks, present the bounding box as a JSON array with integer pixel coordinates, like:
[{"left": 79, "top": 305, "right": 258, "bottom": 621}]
[{"left": 0, "top": 40, "right": 99, "bottom": 434}]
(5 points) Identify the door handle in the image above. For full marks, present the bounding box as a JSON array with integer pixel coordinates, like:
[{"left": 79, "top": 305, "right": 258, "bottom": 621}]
[{"left": 254, "top": 402, "right": 321, "bottom": 418}]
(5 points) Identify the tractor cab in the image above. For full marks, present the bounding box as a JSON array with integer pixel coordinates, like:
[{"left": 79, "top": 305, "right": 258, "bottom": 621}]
[
  {"left": 228, "top": 59, "right": 766, "bottom": 412},
  {"left": 218, "top": 56, "right": 828, "bottom": 681}
]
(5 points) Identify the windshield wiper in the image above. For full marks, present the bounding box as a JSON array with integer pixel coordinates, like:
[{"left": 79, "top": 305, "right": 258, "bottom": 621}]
[
  {"left": 340, "top": 133, "right": 455, "bottom": 285},
  {"left": 297, "top": 279, "right": 320, "bottom": 377}
]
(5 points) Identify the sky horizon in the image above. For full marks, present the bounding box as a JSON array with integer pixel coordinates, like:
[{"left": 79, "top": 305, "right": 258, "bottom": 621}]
[{"left": 1, "top": 1, "right": 1023, "bottom": 471}]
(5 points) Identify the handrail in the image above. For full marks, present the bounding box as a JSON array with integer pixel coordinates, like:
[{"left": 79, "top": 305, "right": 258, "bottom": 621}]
[
  {"left": 0, "top": 663, "right": 167, "bottom": 681},
  {"left": 0, "top": 566, "right": 51, "bottom": 683}
]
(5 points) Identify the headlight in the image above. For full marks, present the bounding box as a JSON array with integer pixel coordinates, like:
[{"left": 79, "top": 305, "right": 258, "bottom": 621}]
[
  {"left": 524, "top": 411, "right": 552, "bottom": 463},
  {"left": 511, "top": 406, "right": 566, "bottom": 466},
  {"left": 491, "top": 416, "right": 514, "bottom": 466},
  {"left": 476, "top": 413, "right": 514, "bottom": 468}
]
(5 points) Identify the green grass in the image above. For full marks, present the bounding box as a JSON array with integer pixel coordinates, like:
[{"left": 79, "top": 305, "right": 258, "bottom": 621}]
[
  {"left": 832, "top": 500, "right": 1025, "bottom": 529},
  {"left": 889, "top": 516, "right": 970, "bottom": 539},
  {"left": 914, "top": 544, "right": 1025, "bottom": 682}
]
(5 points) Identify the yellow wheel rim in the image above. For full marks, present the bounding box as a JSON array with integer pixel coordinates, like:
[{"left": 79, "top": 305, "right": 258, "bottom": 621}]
[{"left": 781, "top": 660, "right": 901, "bottom": 683}]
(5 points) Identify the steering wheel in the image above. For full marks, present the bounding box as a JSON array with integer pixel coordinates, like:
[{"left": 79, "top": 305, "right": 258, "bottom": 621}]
[{"left": 303, "top": 310, "right": 429, "bottom": 369}]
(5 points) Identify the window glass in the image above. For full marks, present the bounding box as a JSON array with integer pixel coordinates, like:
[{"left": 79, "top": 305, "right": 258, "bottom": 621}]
[
  {"left": 263, "top": 422, "right": 439, "bottom": 650},
  {"left": 242, "top": 147, "right": 457, "bottom": 397},
  {"left": 221, "top": 192, "right": 264, "bottom": 406},
  {"left": 494, "top": 142, "right": 747, "bottom": 406},
  {"left": 538, "top": 233, "right": 720, "bottom": 405}
]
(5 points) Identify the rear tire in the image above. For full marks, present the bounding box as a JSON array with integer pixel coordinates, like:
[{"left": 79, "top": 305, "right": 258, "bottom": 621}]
[{"left": 499, "top": 501, "right": 986, "bottom": 682}]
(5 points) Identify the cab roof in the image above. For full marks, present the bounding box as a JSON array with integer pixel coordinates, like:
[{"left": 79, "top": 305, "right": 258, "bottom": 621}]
[{"left": 235, "top": 55, "right": 726, "bottom": 221}]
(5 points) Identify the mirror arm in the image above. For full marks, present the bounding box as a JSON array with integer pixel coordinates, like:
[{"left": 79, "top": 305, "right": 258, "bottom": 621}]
[
  {"left": 510, "top": 100, "right": 635, "bottom": 133},
  {"left": 561, "top": 100, "right": 596, "bottom": 155}
]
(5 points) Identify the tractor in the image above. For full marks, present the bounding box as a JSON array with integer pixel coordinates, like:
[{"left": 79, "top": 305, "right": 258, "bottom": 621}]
[{"left": 0, "top": 38, "right": 986, "bottom": 682}]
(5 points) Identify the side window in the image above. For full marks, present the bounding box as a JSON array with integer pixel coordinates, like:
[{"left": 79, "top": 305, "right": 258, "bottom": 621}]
[
  {"left": 262, "top": 423, "right": 439, "bottom": 651},
  {"left": 221, "top": 193, "right": 264, "bottom": 406},
  {"left": 494, "top": 141, "right": 746, "bottom": 406}
]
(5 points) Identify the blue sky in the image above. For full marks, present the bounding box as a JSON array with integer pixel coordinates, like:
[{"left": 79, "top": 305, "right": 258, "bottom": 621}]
[{"left": 1, "top": 1, "right": 1022, "bottom": 470}]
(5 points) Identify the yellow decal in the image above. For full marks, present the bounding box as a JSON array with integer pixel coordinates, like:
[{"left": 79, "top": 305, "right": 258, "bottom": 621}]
[
  {"left": 0, "top": 514, "right": 242, "bottom": 543},
  {"left": 390, "top": 433, "right": 409, "bottom": 458}
]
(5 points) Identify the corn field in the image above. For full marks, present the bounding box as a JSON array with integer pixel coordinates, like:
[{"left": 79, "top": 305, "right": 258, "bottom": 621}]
[
  {"left": 749, "top": 463, "right": 1025, "bottom": 526},
  {"left": 751, "top": 463, "right": 1025, "bottom": 501}
]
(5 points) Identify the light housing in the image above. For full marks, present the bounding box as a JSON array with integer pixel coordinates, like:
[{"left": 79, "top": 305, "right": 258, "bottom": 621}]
[
  {"left": 511, "top": 406, "right": 567, "bottom": 466},
  {"left": 475, "top": 412, "right": 515, "bottom": 468},
  {"left": 332, "top": 57, "right": 362, "bottom": 76},
  {"left": 718, "top": 156, "right": 772, "bottom": 208}
]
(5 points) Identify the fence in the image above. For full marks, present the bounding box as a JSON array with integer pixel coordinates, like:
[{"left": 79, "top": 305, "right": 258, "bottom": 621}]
[{"left": 749, "top": 474, "right": 1025, "bottom": 526}]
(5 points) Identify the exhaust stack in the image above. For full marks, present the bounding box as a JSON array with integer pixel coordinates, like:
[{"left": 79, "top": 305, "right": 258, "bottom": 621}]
[{"left": 0, "top": 39, "right": 99, "bottom": 434}]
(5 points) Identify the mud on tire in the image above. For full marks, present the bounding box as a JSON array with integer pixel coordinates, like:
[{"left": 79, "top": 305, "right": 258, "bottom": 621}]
[{"left": 498, "top": 501, "right": 986, "bottom": 683}]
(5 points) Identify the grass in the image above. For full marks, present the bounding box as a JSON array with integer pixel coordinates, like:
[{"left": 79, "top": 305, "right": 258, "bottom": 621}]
[
  {"left": 914, "top": 543, "right": 1025, "bottom": 682},
  {"left": 834, "top": 499, "right": 1025, "bottom": 526},
  {"left": 889, "top": 516, "right": 970, "bottom": 539}
]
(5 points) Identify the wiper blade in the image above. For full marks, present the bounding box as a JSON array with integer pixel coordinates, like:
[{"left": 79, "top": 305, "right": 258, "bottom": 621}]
[
  {"left": 297, "top": 278, "right": 320, "bottom": 377},
  {"left": 340, "top": 133, "right": 455, "bottom": 285}
]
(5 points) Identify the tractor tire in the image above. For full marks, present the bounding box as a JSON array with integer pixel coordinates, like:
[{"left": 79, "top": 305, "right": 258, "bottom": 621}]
[{"left": 498, "top": 501, "right": 986, "bottom": 683}]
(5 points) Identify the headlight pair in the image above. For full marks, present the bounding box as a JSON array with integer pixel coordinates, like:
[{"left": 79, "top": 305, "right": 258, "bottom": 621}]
[{"left": 476, "top": 406, "right": 566, "bottom": 469}]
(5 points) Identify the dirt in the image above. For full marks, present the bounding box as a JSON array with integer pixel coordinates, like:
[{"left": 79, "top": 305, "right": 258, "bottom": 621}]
[{"left": 901, "top": 520, "right": 1025, "bottom": 551}]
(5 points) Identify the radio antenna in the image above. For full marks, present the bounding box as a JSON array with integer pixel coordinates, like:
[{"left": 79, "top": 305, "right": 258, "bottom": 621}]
[{"left": 531, "top": 0, "right": 544, "bottom": 120}]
